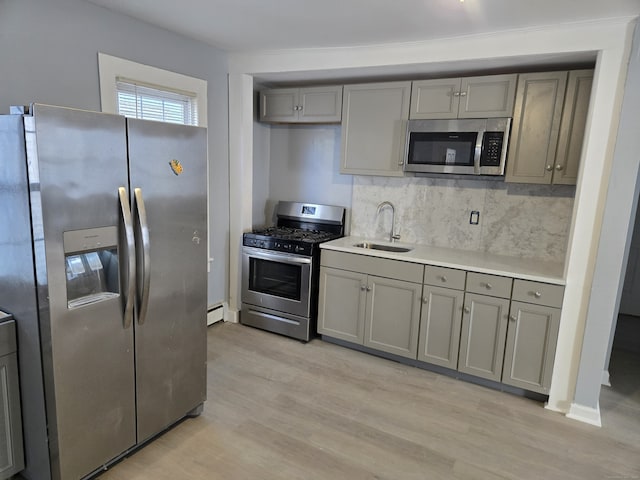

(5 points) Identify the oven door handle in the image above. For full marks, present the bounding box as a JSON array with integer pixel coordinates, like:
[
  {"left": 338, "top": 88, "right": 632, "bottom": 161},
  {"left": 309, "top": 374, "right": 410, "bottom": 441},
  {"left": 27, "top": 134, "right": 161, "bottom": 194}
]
[{"left": 243, "top": 247, "right": 312, "bottom": 265}]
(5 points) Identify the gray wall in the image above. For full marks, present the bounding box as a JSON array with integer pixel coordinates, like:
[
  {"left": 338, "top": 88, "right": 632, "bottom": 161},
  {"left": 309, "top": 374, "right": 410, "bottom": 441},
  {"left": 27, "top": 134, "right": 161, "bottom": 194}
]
[
  {"left": 266, "top": 124, "right": 353, "bottom": 224},
  {"left": 573, "top": 20, "right": 640, "bottom": 410},
  {"left": 0, "top": 0, "right": 229, "bottom": 306}
]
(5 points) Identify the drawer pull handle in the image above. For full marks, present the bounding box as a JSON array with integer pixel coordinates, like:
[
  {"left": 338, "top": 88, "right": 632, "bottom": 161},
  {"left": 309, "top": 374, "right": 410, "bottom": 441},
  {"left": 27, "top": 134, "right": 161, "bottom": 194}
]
[
  {"left": 484, "top": 282, "right": 493, "bottom": 290},
  {"left": 534, "top": 291, "right": 542, "bottom": 298},
  {"left": 440, "top": 275, "right": 447, "bottom": 283}
]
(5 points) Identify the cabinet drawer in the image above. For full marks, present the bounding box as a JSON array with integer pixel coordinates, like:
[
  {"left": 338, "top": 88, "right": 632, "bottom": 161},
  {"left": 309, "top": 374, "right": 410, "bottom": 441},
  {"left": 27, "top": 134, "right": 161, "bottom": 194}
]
[
  {"left": 424, "top": 266, "right": 466, "bottom": 290},
  {"left": 321, "top": 250, "right": 423, "bottom": 283},
  {"left": 512, "top": 280, "right": 564, "bottom": 308},
  {"left": 466, "top": 272, "right": 512, "bottom": 298}
]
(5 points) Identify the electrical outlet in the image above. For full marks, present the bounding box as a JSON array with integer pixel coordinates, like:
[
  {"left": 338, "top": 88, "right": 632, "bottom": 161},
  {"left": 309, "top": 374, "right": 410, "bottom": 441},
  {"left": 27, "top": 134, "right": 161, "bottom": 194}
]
[{"left": 470, "top": 210, "right": 480, "bottom": 225}]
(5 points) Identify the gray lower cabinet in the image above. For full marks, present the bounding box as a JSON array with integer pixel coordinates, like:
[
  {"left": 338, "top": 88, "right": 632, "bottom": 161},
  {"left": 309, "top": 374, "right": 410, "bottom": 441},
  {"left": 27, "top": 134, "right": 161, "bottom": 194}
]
[
  {"left": 458, "top": 293, "right": 511, "bottom": 382},
  {"left": 417, "top": 266, "right": 467, "bottom": 369},
  {"left": 318, "top": 251, "right": 423, "bottom": 359},
  {"left": 319, "top": 250, "right": 565, "bottom": 395},
  {"left": 317, "top": 267, "right": 366, "bottom": 344},
  {"left": 502, "top": 280, "right": 564, "bottom": 393},
  {"left": 364, "top": 275, "right": 422, "bottom": 359},
  {"left": 0, "top": 315, "right": 24, "bottom": 480}
]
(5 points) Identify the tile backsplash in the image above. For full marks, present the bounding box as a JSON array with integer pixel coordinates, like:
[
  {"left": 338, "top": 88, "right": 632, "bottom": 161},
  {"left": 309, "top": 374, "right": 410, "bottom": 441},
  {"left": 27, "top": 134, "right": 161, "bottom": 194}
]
[{"left": 351, "top": 176, "right": 575, "bottom": 263}]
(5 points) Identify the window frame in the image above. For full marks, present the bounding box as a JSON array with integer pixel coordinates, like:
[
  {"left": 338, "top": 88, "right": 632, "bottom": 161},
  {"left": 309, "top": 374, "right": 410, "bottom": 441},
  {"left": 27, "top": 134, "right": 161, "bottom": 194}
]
[{"left": 98, "top": 52, "right": 208, "bottom": 127}]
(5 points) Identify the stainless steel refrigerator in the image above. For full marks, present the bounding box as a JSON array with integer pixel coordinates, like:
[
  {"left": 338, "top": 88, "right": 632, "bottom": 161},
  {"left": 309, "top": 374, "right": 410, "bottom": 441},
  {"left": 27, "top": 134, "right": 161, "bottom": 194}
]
[{"left": 0, "top": 104, "right": 208, "bottom": 480}]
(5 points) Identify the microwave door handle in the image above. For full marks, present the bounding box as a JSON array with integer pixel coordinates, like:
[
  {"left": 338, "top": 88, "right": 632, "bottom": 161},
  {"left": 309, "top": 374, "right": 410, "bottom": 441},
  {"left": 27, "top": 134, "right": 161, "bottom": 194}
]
[
  {"left": 118, "top": 187, "right": 136, "bottom": 329},
  {"left": 134, "top": 187, "right": 151, "bottom": 326},
  {"left": 474, "top": 130, "right": 484, "bottom": 175}
]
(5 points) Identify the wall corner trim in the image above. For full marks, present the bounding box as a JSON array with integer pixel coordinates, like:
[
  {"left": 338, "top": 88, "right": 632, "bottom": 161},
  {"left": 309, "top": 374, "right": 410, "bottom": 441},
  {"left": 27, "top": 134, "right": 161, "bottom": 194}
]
[{"left": 566, "top": 402, "right": 602, "bottom": 427}]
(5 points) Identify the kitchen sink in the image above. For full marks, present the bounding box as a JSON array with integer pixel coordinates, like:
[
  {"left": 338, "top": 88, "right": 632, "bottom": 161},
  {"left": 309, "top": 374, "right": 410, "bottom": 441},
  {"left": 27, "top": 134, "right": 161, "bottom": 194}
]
[{"left": 353, "top": 242, "right": 412, "bottom": 253}]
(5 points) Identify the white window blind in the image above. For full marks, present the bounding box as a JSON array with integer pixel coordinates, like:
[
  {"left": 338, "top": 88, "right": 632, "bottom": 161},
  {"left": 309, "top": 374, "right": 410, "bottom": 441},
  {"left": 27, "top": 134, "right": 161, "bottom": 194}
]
[{"left": 116, "top": 78, "right": 199, "bottom": 126}]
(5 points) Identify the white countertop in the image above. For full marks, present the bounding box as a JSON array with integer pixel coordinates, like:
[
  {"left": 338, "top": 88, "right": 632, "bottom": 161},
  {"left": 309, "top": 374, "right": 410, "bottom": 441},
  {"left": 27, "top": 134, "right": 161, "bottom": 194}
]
[{"left": 321, "top": 236, "right": 565, "bottom": 285}]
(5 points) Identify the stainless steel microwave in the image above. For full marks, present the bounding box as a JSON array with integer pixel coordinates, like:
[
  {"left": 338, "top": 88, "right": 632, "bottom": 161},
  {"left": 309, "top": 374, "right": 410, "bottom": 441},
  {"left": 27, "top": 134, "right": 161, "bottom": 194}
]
[{"left": 404, "top": 117, "right": 511, "bottom": 176}]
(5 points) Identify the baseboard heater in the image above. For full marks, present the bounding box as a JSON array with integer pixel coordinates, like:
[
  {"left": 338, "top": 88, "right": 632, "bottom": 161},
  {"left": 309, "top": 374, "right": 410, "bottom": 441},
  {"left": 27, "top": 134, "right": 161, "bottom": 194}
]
[{"left": 207, "top": 304, "right": 224, "bottom": 326}]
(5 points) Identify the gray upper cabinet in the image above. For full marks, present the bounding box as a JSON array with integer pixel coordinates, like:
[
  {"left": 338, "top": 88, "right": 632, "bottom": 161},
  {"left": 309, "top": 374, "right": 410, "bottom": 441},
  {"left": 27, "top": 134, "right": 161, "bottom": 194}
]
[
  {"left": 505, "top": 71, "right": 568, "bottom": 184},
  {"left": 340, "top": 81, "right": 411, "bottom": 176},
  {"left": 552, "top": 70, "right": 594, "bottom": 185},
  {"left": 505, "top": 70, "right": 593, "bottom": 185},
  {"left": 410, "top": 74, "right": 517, "bottom": 120},
  {"left": 502, "top": 280, "right": 564, "bottom": 393},
  {"left": 259, "top": 86, "right": 343, "bottom": 123}
]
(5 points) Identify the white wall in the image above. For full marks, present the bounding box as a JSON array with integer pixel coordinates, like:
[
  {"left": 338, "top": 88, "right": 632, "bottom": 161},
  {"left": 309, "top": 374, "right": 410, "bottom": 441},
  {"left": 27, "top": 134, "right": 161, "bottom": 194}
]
[
  {"left": 228, "top": 18, "right": 636, "bottom": 421},
  {"left": 570, "top": 20, "right": 640, "bottom": 424},
  {"left": 0, "top": 0, "right": 230, "bottom": 308}
]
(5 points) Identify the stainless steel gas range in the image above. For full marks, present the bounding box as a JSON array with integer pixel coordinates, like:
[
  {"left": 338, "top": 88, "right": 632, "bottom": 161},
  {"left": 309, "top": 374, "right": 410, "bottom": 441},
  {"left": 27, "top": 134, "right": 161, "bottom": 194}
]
[{"left": 241, "top": 201, "right": 345, "bottom": 341}]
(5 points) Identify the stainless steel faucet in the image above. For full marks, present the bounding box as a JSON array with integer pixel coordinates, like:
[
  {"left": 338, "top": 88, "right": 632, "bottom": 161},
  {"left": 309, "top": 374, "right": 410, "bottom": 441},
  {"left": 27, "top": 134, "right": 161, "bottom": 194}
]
[{"left": 376, "top": 201, "right": 401, "bottom": 242}]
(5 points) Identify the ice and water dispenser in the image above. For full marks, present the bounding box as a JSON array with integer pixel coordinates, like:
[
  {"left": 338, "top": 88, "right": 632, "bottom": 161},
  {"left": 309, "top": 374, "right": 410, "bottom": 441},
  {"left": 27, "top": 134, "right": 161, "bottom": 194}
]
[{"left": 63, "top": 226, "right": 120, "bottom": 308}]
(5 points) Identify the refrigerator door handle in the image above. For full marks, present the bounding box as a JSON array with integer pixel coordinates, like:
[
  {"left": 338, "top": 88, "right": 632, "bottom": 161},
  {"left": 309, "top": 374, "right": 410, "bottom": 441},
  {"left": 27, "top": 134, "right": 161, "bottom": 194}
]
[
  {"left": 134, "top": 187, "right": 151, "bottom": 325},
  {"left": 118, "top": 187, "right": 136, "bottom": 329}
]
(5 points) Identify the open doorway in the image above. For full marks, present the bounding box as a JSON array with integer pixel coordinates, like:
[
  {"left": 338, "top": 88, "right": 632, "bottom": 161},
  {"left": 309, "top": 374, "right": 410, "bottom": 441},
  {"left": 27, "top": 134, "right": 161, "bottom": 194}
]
[{"left": 601, "top": 199, "right": 640, "bottom": 432}]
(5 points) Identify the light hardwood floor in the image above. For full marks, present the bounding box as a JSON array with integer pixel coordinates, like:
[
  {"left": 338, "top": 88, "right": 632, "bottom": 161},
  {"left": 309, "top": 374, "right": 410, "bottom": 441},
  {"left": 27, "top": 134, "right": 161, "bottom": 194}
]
[{"left": 100, "top": 323, "right": 640, "bottom": 480}]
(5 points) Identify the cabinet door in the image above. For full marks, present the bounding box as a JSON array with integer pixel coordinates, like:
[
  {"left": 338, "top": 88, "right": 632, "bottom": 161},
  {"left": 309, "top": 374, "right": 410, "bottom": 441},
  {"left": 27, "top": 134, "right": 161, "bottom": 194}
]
[
  {"left": 364, "top": 276, "right": 422, "bottom": 359},
  {"left": 552, "top": 70, "right": 593, "bottom": 185},
  {"left": 505, "top": 72, "right": 568, "bottom": 184},
  {"left": 317, "top": 267, "right": 366, "bottom": 344},
  {"left": 260, "top": 89, "right": 299, "bottom": 122},
  {"left": 502, "top": 301, "right": 561, "bottom": 393},
  {"left": 341, "top": 82, "right": 411, "bottom": 176},
  {"left": 409, "top": 78, "right": 461, "bottom": 120},
  {"left": 458, "top": 293, "right": 510, "bottom": 382},
  {"left": 459, "top": 74, "right": 517, "bottom": 118},
  {"left": 298, "top": 86, "right": 343, "bottom": 123},
  {"left": 417, "top": 285, "right": 464, "bottom": 369},
  {"left": 0, "top": 352, "right": 24, "bottom": 477}
]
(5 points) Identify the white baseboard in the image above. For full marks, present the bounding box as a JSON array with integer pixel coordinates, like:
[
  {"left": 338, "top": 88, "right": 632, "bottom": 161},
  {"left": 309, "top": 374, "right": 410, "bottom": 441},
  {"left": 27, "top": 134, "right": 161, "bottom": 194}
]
[
  {"left": 544, "top": 399, "right": 571, "bottom": 414},
  {"left": 227, "top": 308, "right": 240, "bottom": 324},
  {"left": 601, "top": 369, "right": 611, "bottom": 387},
  {"left": 566, "top": 403, "right": 602, "bottom": 427}
]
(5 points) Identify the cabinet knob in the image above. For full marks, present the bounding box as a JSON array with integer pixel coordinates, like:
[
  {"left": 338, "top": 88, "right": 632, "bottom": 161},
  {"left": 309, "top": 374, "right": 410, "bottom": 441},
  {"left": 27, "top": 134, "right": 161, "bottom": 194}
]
[
  {"left": 509, "top": 314, "right": 517, "bottom": 322},
  {"left": 360, "top": 285, "right": 367, "bottom": 291},
  {"left": 484, "top": 282, "right": 493, "bottom": 290},
  {"left": 422, "top": 297, "right": 429, "bottom": 304},
  {"left": 534, "top": 291, "right": 542, "bottom": 298},
  {"left": 459, "top": 91, "right": 467, "bottom": 97},
  {"left": 453, "top": 92, "right": 460, "bottom": 97},
  {"left": 366, "top": 286, "right": 372, "bottom": 292},
  {"left": 546, "top": 165, "right": 553, "bottom": 171},
  {"left": 555, "top": 164, "right": 564, "bottom": 171},
  {"left": 440, "top": 275, "right": 448, "bottom": 283},
  {"left": 463, "top": 306, "right": 471, "bottom": 314},
  {"left": 398, "top": 160, "right": 405, "bottom": 166}
]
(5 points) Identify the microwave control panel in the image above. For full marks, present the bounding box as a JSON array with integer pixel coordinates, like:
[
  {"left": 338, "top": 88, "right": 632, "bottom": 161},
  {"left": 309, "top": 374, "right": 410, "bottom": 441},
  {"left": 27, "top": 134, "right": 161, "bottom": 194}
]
[{"left": 480, "top": 132, "right": 505, "bottom": 167}]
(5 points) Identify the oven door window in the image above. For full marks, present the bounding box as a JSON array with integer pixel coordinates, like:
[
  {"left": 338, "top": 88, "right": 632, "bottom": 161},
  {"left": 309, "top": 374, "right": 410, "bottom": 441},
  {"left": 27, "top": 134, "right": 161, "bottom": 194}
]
[
  {"left": 249, "top": 257, "right": 302, "bottom": 301},
  {"left": 408, "top": 131, "right": 477, "bottom": 166}
]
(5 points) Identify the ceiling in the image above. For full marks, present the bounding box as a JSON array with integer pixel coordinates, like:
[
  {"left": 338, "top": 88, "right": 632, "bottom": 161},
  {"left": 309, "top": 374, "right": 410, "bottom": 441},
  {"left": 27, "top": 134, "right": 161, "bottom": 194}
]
[{"left": 87, "top": 0, "right": 640, "bottom": 53}]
